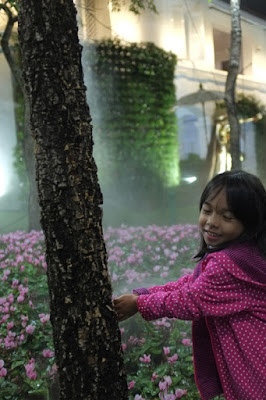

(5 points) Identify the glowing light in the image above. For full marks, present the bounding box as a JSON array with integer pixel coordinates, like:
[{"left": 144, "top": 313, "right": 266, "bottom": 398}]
[
  {"left": 159, "top": 17, "right": 186, "bottom": 57},
  {"left": 0, "top": 165, "right": 7, "bottom": 197},
  {"left": 112, "top": 19, "right": 140, "bottom": 42},
  {"left": 160, "top": 32, "right": 183, "bottom": 54},
  {"left": 218, "top": 146, "right": 231, "bottom": 173},
  {"left": 182, "top": 176, "right": 197, "bottom": 184}
]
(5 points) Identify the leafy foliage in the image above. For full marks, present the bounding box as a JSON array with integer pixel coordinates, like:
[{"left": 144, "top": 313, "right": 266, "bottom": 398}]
[
  {"left": 0, "top": 231, "right": 56, "bottom": 400},
  {"left": 83, "top": 39, "right": 179, "bottom": 210},
  {"left": 109, "top": 0, "right": 157, "bottom": 14}
]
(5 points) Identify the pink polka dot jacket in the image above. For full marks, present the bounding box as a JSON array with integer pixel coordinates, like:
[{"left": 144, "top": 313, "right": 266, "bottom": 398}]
[{"left": 135, "top": 242, "right": 266, "bottom": 400}]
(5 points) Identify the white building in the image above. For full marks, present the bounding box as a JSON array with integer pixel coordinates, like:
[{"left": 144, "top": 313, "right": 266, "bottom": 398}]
[{"left": 77, "top": 0, "right": 266, "bottom": 170}]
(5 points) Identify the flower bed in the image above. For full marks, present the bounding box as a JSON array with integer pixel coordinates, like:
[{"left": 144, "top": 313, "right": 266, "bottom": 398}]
[{"left": 0, "top": 225, "right": 208, "bottom": 400}]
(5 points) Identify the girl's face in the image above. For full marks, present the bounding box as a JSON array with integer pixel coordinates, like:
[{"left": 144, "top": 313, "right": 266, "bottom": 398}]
[{"left": 199, "top": 188, "right": 244, "bottom": 247}]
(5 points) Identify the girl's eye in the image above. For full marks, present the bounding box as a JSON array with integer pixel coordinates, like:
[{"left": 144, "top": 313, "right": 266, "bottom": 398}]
[
  {"left": 223, "top": 214, "right": 234, "bottom": 221},
  {"left": 202, "top": 208, "right": 211, "bottom": 214}
]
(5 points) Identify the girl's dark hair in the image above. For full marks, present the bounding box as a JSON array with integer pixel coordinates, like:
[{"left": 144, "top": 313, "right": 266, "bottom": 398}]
[{"left": 195, "top": 170, "right": 266, "bottom": 259}]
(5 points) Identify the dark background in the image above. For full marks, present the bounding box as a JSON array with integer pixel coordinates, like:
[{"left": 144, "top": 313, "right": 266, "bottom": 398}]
[{"left": 221, "top": 0, "right": 266, "bottom": 20}]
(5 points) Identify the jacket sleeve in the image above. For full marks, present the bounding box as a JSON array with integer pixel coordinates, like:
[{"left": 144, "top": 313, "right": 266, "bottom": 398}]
[
  {"left": 147, "top": 273, "right": 193, "bottom": 294},
  {"left": 136, "top": 253, "right": 263, "bottom": 321},
  {"left": 132, "top": 273, "right": 194, "bottom": 295}
]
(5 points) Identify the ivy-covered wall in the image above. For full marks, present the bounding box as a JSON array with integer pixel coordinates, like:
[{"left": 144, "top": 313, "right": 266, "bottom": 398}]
[{"left": 83, "top": 39, "right": 179, "bottom": 209}]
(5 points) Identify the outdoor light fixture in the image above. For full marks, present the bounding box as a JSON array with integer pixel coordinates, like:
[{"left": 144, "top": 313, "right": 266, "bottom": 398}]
[{"left": 182, "top": 176, "right": 197, "bottom": 184}]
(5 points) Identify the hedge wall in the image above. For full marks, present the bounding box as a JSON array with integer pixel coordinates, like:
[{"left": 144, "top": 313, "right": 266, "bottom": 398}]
[{"left": 83, "top": 39, "right": 179, "bottom": 208}]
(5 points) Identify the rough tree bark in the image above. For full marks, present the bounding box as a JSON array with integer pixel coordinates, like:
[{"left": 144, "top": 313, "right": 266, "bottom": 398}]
[
  {"left": 18, "top": 1, "right": 128, "bottom": 399},
  {"left": 225, "top": 0, "right": 242, "bottom": 170},
  {"left": 0, "top": 1, "right": 41, "bottom": 230}
]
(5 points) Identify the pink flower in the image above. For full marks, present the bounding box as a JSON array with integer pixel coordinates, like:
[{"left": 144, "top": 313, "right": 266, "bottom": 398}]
[
  {"left": 151, "top": 372, "right": 159, "bottom": 382},
  {"left": 26, "top": 325, "right": 35, "bottom": 334},
  {"left": 164, "top": 395, "right": 176, "bottom": 400},
  {"left": 128, "top": 380, "right": 135, "bottom": 389},
  {"left": 1, "top": 314, "right": 10, "bottom": 323},
  {"left": 39, "top": 313, "right": 50, "bottom": 324},
  {"left": 167, "top": 353, "right": 178, "bottom": 364},
  {"left": 43, "top": 349, "right": 55, "bottom": 358},
  {"left": 21, "top": 315, "right": 29, "bottom": 327},
  {"left": 19, "top": 286, "right": 28, "bottom": 296},
  {"left": 139, "top": 354, "right": 151, "bottom": 364},
  {"left": 175, "top": 388, "right": 187, "bottom": 398},
  {"left": 163, "top": 347, "right": 170, "bottom": 355},
  {"left": 159, "top": 381, "right": 167, "bottom": 391},
  {"left": 17, "top": 334, "right": 25, "bottom": 343},
  {"left": 182, "top": 338, "right": 192, "bottom": 346},
  {"left": 0, "top": 360, "right": 4, "bottom": 368},
  {"left": 17, "top": 295, "right": 25, "bottom": 303},
  {"left": 29, "top": 300, "right": 34, "bottom": 308},
  {"left": 8, "top": 331, "right": 15, "bottom": 339},
  {"left": 7, "top": 322, "right": 14, "bottom": 330},
  {"left": 164, "top": 376, "right": 172, "bottom": 386},
  {"left": 0, "top": 367, "right": 7, "bottom": 377},
  {"left": 25, "top": 358, "right": 37, "bottom": 380},
  {"left": 159, "top": 376, "right": 172, "bottom": 393},
  {"left": 27, "top": 370, "right": 37, "bottom": 380},
  {"left": 0, "top": 297, "right": 6, "bottom": 305},
  {"left": 49, "top": 363, "right": 58, "bottom": 378},
  {"left": 11, "top": 279, "right": 19, "bottom": 289},
  {"left": 4, "top": 337, "right": 16, "bottom": 349},
  {"left": 7, "top": 294, "right": 14, "bottom": 303}
]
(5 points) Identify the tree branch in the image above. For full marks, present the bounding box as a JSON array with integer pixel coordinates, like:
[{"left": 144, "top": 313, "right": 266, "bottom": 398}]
[{"left": 0, "top": 3, "right": 24, "bottom": 90}]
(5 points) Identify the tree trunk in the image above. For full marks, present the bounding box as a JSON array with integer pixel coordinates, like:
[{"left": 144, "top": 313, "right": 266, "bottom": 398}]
[
  {"left": 23, "top": 96, "right": 41, "bottom": 231},
  {"left": 18, "top": 1, "right": 128, "bottom": 399},
  {"left": 225, "top": 0, "right": 242, "bottom": 170}
]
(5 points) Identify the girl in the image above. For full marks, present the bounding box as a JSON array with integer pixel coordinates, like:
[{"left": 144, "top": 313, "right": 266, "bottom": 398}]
[{"left": 113, "top": 170, "right": 266, "bottom": 400}]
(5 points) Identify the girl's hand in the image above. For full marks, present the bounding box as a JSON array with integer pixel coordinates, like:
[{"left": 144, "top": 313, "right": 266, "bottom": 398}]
[{"left": 113, "top": 294, "right": 138, "bottom": 321}]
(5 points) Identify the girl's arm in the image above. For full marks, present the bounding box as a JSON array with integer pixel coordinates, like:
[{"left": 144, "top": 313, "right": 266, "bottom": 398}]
[
  {"left": 136, "top": 255, "right": 264, "bottom": 321},
  {"left": 145, "top": 273, "right": 194, "bottom": 294},
  {"left": 113, "top": 274, "right": 194, "bottom": 321}
]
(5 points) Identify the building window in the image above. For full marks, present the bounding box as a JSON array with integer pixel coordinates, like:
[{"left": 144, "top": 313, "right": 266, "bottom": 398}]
[
  {"left": 213, "top": 28, "right": 243, "bottom": 73},
  {"left": 213, "top": 28, "right": 230, "bottom": 71}
]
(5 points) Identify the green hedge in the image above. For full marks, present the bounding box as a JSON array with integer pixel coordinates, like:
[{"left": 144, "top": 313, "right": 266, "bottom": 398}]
[{"left": 83, "top": 39, "right": 179, "bottom": 207}]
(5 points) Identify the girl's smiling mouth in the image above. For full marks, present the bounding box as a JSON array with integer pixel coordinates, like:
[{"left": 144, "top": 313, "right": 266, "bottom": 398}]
[
  {"left": 205, "top": 230, "right": 221, "bottom": 237},
  {"left": 204, "top": 230, "right": 222, "bottom": 243}
]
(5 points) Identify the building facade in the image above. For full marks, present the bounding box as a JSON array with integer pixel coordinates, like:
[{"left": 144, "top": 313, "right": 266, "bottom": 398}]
[{"left": 76, "top": 0, "right": 266, "bottom": 170}]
